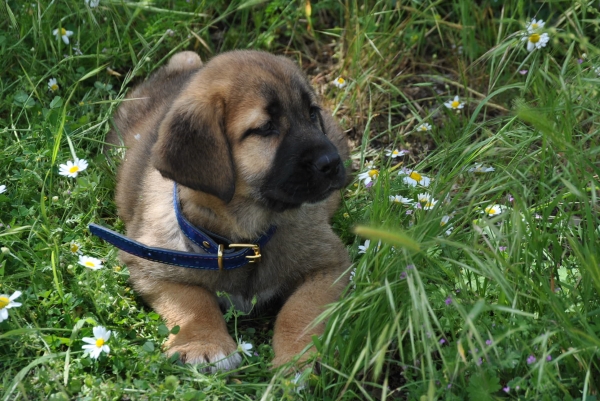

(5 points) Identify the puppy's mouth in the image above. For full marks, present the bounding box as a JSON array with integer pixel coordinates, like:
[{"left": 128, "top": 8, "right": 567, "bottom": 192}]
[{"left": 260, "top": 169, "right": 346, "bottom": 213}]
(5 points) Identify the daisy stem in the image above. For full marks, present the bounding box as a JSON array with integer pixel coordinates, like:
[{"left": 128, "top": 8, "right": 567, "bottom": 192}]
[
  {"left": 51, "top": 247, "right": 64, "bottom": 299},
  {"left": 50, "top": 82, "right": 79, "bottom": 166}
]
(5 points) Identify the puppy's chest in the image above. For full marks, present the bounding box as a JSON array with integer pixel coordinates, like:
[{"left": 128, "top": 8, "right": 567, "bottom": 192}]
[{"left": 180, "top": 234, "right": 301, "bottom": 299}]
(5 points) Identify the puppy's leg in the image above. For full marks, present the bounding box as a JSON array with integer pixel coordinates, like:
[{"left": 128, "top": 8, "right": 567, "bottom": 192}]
[
  {"left": 140, "top": 280, "right": 240, "bottom": 372},
  {"left": 272, "top": 269, "right": 348, "bottom": 368}
]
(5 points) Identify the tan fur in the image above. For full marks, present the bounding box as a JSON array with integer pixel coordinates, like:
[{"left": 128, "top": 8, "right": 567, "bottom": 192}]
[{"left": 109, "top": 50, "right": 351, "bottom": 370}]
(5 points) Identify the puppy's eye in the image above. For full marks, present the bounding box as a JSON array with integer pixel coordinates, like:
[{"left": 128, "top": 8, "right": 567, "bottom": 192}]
[
  {"left": 255, "top": 121, "right": 278, "bottom": 137},
  {"left": 309, "top": 107, "right": 320, "bottom": 122}
]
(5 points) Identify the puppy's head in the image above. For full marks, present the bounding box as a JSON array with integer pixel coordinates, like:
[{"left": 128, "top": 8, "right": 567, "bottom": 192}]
[{"left": 152, "top": 51, "right": 346, "bottom": 212}]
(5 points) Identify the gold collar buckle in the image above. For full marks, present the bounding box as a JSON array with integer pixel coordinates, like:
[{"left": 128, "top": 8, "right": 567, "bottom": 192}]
[{"left": 228, "top": 243, "right": 261, "bottom": 263}]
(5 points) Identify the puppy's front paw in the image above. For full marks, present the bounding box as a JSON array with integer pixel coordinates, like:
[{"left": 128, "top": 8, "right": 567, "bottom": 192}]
[{"left": 166, "top": 336, "right": 241, "bottom": 373}]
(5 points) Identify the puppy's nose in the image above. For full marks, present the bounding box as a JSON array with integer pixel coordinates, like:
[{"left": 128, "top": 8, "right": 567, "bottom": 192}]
[{"left": 313, "top": 152, "right": 341, "bottom": 177}]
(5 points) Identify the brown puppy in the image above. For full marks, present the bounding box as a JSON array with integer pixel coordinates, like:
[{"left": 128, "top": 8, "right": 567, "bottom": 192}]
[{"left": 107, "top": 50, "right": 350, "bottom": 371}]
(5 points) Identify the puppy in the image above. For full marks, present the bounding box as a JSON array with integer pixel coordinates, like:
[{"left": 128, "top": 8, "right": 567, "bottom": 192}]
[{"left": 103, "top": 50, "right": 350, "bottom": 371}]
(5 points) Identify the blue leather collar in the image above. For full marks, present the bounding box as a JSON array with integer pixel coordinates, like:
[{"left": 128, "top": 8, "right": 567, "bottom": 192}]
[{"left": 89, "top": 183, "right": 276, "bottom": 270}]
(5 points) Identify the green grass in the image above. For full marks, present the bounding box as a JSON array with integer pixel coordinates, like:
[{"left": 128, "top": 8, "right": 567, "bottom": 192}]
[{"left": 1, "top": 0, "right": 600, "bottom": 399}]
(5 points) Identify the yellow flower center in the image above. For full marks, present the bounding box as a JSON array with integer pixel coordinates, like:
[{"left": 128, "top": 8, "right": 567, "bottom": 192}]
[
  {"left": 440, "top": 221, "right": 447, "bottom": 226},
  {"left": 85, "top": 261, "right": 95, "bottom": 268},
  {"left": 337, "top": 77, "right": 345, "bottom": 85},
  {"left": 529, "top": 33, "right": 540, "bottom": 43},
  {"left": 392, "top": 150, "right": 399, "bottom": 155},
  {"left": 60, "top": 28, "right": 67, "bottom": 36},
  {"left": 95, "top": 338, "right": 104, "bottom": 347},
  {"left": 368, "top": 169, "right": 378, "bottom": 178},
  {"left": 51, "top": 84, "right": 58, "bottom": 91},
  {"left": 409, "top": 171, "right": 422, "bottom": 182},
  {"left": 425, "top": 201, "right": 435, "bottom": 208},
  {"left": 69, "top": 165, "right": 80, "bottom": 174},
  {"left": 420, "top": 126, "right": 427, "bottom": 131},
  {"left": 486, "top": 207, "right": 498, "bottom": 215},
  {"left": 531, "top": 23, "right": 539, "bottom": 30},
  {"left": 451, "top": 100, "right": 460, "bottom": 108},
  {"left": 0, "top": 296, "right": 9, "bottom": 309},
  {"left": 70, "top": 244, "right": 79, "bottom": 253}
]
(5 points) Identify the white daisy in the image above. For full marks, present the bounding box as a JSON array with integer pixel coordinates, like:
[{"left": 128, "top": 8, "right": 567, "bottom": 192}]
[
  {"left": 384, "top": 149, "right": 408, "bottom": 158},
  {"left": 357, "top": 169, "right": 379, "bottom": 186},
  {"left": 82, "top": 326, "right": 111, "bottom": 359},
  {"left": 48, "top": 78, "right": 59, "bottom": 92},
  {"left": 440, "top": 215, "right": 453, "bottom": 235},
  {"left": 522, "top": 32, "right": 549, "bottom": 52},
  {"left": 482, "top": 204, "right": 506, "bottom": 216},
  {"left": 444, "top": 95, "right": 464, "bottom": 110},
  {"left": 78, "top": 255, "right": 103, "bottom": 270},
  {"left": 416, "top": 123, "right": 432, "bottom": 132},
  {"left": 526, "top": 18, "right": 545, "bottom": 33},
  {"left": 468, "top": 164, "right": 495, "bottom": 174},
  {"left": 52, "top": 28, "right": 74, "bottom": 45},
  {"left": 58, "top": 158, "right": 88, "bottom": 178},
  {"left": 358, "top": 239, "right": 370, "bottom": 254},
  {"left": 417, "top": 194, "right": 437, "bottom": 210},
  {"left": 389, "top": 195, "right": 414, "bottom": 205},
  {"left": 332, "top": 76, "right": 346, "bottom": 88},
  {"left": 399, "top": 168, "right": 431, "bottom": 187},
  {"left": 237, "top": 339, "right": 253, "bottom": 357},
  {"left": 85, "top": 0, "right": 100, "bottom": 7},
  {"left": 69, "top": 241, "right": 82, "bottom": 255},
  {"left": 0, "top": 291, "right": 22, "bottom": 323},
  {"left": 0, "top": 185, "right": 6, "bottom": 194},
  {"left": 358, "top": 239, "right": 381, "bottom": 254},
  {"left": 292, "top": 372, "right": 307, "bottom": 392}
]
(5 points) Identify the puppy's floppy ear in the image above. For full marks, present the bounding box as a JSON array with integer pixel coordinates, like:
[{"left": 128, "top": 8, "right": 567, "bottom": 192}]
[{"left": 152, "top": 98, "right": 236, "bottom": 203}]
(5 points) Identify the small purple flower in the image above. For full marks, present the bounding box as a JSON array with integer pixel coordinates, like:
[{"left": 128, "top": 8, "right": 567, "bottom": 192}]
[
  {"left": 445, "top": 296, "right": 452, "bottom": 305},
  {"left": 406, "top": 264, "right": 415, "bottom": 270},
  {"left": 254, "top": 352, "right": 259, "bottom": 357},
  {"left": 476, "top": 357, "right": 483, "bottom": 366},
  {"left": 400, "top": 271, "right": 407, "bottom": 280},
  {"left": 447, "top": 383, "right": 452, "bottom": 389},
  {"left": 498, "top": 246, "right": 507, "bottom": 252},
  {"left": 578, "top": 58, "right": 583, "bottom": 64},
  {"left": 503, "top": 386, "right": 510, "bottom": 393},
  {"left": 527, "top": 355, "right": 536, "bottom": 364},
  {"left": 507, "top": 194, "right": 514, "bottom": 202},
  {"left": 455, "top": 288, "right": 461, "bottom": 294},
  {"left": 406, "top": 210, "right": 413, "bottom": 215},
  {"left": 546, "top": 355, "right": 552, "bottom": 362},
  {"left": 439, "top": 338, "right": 446, "bottom": 345},
  {"left": 366, "top": 181, "right": 373, "bottom": 189},
  {"left": 415, "top": 203, "right": 422, "bottom": 209},
  {"left": 486, "top": 339, "right": 492, "bottom": 346},
  {"left": 519, "top": 70, "right": 528, "bottom": 75}
]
